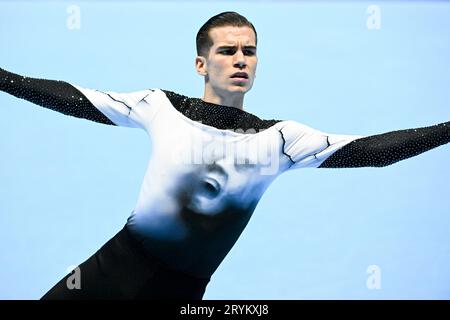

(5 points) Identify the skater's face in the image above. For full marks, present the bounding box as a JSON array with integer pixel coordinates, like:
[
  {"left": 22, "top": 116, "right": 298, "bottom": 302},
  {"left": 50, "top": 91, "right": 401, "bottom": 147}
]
[{"left": 196, "top": 25, "right": 257, "bottom": 96}]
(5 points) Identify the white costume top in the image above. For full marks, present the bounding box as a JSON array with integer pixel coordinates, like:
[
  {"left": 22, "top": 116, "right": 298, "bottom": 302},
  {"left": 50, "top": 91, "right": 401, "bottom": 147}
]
[{"left": 74, "top": 86, "right": 363, "bottom": 276}]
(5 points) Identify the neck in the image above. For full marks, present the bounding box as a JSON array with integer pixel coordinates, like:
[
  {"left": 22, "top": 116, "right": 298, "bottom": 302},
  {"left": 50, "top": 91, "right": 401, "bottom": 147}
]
[{"left": 202, "top": 87, "right": 245, "bottom": 111}]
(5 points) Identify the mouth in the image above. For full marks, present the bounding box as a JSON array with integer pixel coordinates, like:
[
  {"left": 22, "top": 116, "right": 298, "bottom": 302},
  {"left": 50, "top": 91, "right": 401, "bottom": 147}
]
[{"left": 230, "top": 72, "right": 249, "bottom": 82}]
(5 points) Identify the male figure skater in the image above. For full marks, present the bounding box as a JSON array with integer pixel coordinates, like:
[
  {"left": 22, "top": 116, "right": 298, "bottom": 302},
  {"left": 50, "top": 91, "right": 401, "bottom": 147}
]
[{"left": 0, "top": 11, "right": 449, "bottom": 299}]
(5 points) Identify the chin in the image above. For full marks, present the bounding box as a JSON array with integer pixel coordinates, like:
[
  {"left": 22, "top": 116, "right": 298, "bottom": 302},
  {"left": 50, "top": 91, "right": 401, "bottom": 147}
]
[{"left": 229, "top": 85, "right": 251, "bottom": 94}]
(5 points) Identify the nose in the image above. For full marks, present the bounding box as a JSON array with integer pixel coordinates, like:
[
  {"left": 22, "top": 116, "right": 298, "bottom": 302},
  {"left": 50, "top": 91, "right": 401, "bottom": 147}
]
[{"left": 233, "top": 49, "right": 246, "bottom": 69}]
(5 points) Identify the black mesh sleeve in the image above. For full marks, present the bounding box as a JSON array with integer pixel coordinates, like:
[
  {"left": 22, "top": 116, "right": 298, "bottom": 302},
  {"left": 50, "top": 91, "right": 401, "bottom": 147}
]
[
  {"left": 319, "top": 121, "right": 450, "bottom": 168},
  {"left": 0, "top": 68, "right": 115, "bottom": 125}
]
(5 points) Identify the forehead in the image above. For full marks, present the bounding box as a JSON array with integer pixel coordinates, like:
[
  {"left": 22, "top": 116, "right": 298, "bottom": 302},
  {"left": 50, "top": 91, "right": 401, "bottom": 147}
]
[{"left": 208, "top": 26, "right": 256, "bottom": 47}]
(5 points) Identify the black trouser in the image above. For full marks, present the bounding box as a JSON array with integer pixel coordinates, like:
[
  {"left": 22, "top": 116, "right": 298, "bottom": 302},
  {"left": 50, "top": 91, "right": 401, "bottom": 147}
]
[{"left": 41, "top": 226, "right": 210, "bottom": 299}]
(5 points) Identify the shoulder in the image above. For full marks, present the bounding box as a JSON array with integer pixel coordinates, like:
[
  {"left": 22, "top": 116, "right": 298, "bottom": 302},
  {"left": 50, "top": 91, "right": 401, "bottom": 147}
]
[{"left": 159, "top": 89, "right": 189, "bottom": 109}]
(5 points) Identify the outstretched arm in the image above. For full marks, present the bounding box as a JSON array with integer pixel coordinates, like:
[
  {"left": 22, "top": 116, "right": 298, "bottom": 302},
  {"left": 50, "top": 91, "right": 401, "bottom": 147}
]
[
  {"left": 318, "top": 121, "right": 450, "bottom": 168},
  {"left": 0, "top": 67, "right": 114, "bottom": 125},
  {"left": 277, "top": 120, "right": 449, "bottom": 170},
  {"left": 0, "top": 68, "right": 158, "bottom": 129}
]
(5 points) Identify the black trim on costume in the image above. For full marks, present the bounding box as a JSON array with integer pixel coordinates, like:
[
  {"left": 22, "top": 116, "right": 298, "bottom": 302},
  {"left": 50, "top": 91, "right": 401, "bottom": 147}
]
[
  {"left": 0, "top": 68, "right": 115, "bottom": 125},
  {"left": 319, "top": 122, "right": 450, "bottom": 168},
  {"left": 162, "top": 89, "right": 282, "bottom": 132}
]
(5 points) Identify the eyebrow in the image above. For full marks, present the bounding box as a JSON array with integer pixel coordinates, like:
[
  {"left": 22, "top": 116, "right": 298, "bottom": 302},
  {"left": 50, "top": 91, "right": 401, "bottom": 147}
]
[{"left": 216, "top": 45, "right": 257, "bottom": 51}]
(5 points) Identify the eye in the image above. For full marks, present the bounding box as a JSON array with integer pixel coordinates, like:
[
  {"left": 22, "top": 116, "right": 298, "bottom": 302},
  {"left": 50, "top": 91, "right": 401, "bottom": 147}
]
[
  {"left": 220, "top": 49, "right": 235, "bottom": 55},
  {"left": 244, "top": 50, "right": 255, "bottom": 56}
]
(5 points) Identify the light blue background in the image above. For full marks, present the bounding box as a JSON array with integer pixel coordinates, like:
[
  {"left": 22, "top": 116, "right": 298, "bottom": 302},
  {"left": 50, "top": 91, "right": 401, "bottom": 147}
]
[{"left": 0, "top": 1, "right": 449, "bottom": 299}]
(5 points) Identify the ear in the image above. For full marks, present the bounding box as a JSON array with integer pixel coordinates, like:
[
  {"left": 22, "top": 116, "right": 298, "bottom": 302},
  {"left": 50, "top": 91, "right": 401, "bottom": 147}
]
[{"left": 195, "top": 56, "right": 208, "bottom": 76}]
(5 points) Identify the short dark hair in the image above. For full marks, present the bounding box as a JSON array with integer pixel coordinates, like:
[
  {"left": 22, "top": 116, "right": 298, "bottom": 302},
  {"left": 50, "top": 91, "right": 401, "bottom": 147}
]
[{"left": 196, "top": 11, "right": 258, "bottom": 57}]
